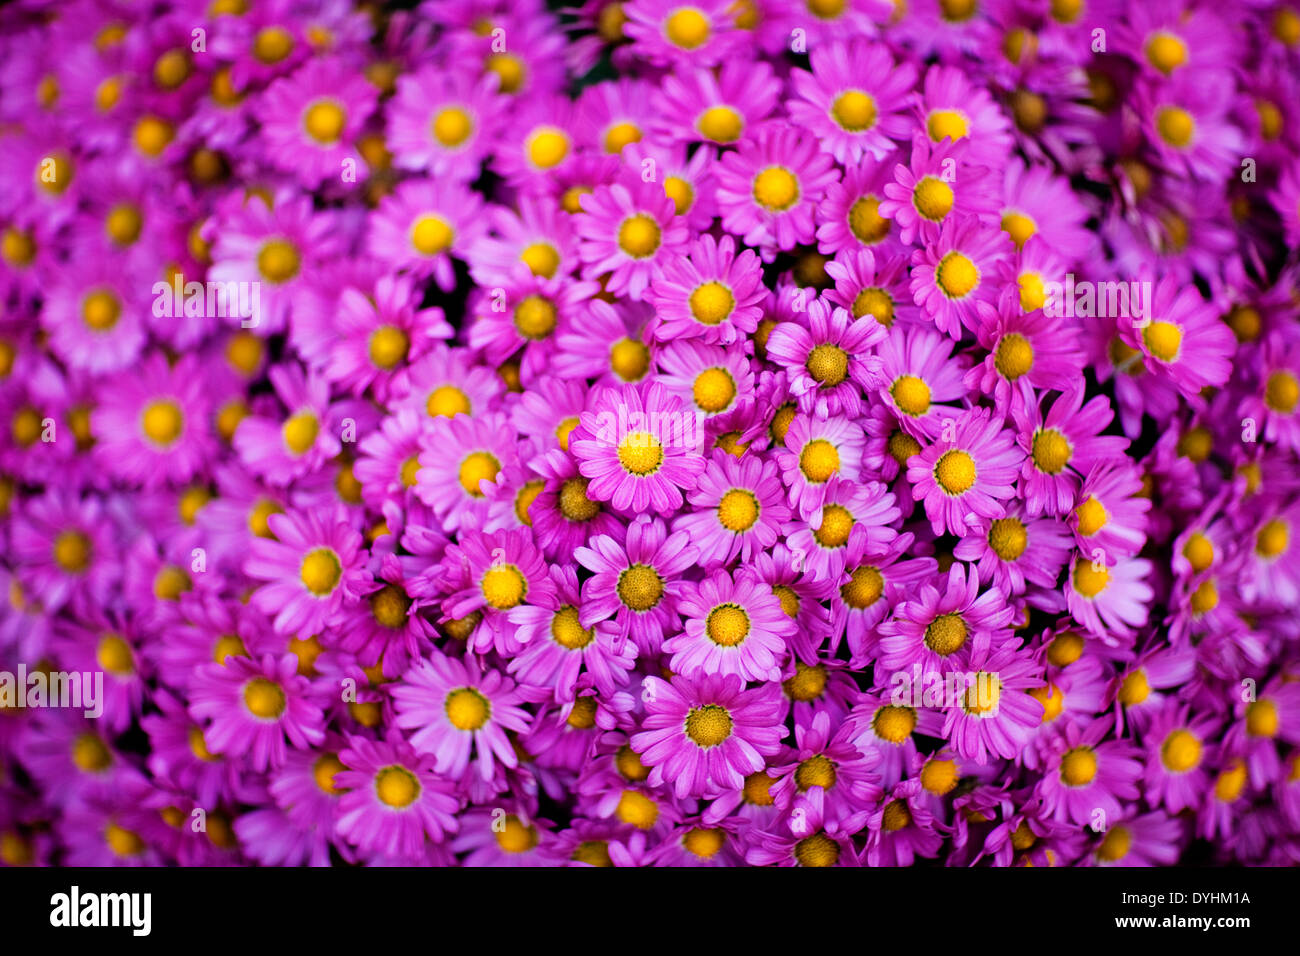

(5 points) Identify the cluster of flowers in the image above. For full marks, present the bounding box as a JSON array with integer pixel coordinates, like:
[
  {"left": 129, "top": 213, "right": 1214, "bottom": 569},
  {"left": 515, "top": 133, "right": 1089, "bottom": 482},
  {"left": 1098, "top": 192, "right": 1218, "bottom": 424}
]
[{"left": 2, "top": 0, "right": 1300, "bottom": 868}]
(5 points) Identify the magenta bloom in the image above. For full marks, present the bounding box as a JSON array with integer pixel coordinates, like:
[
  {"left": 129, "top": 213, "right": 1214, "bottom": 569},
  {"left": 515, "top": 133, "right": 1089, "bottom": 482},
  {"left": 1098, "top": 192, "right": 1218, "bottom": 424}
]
[{"left": 908, "top": 406, "right": 1023, "bottom": 536}]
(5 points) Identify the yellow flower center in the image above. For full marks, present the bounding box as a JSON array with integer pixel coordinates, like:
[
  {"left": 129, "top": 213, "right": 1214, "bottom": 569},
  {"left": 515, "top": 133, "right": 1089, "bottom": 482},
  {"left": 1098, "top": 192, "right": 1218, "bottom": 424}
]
[
  {"left": 697, "top": 105, "right": 743, "bottom": 143},
  {"left": 375, "top": 765, "right": 420, "bottom": 807},
  {"left": 806, "top": 344, "right": 849, "bottom": 386},
  {"left": 527, "top": 128, "right": 569, "bottom": 168},
  {"left": 1096, "top": 826, "right": 1131, "bottom": 862},
  {"left": 1029, "top": 684, "right": 1065, "bottom": 722},
  {"left": 772, "top": 584, "right": 800, "bottom": 618},
  {"left": 1075, "top": 496, "right": 1107, "bottom": 537},
  {"left": 1032, "top": 428, "right": 1071, "bottom": 474},
  {"left": 432, "top": 107, "right": 472, "bottom": 147},
  {"left": 853, "top": 287, "right": 894, "bottom": 325},
  {"left": 796, "top": 754, "right": 837, "bottom": 791},
  {"left": 445, "top": 687, "right": 491, "bottom": 730},
  {"left": 883, "top": 799, "right": 913, "bottom": 831},
  {"left": 934, "top": 449, "right": 977, "bottom": 495},
  {"left": 1144, "top": 32, "right": 1187, "bottom": 74},
  {"left": 617, "top": 431, "right": 664, "bottom": 475},
  {"left": 82, "top": 290, "right": 121, "bottom": 331},
  {"left": 927, "top": 109, "right": 969, "bottom": 142},
  {"left": 1215, "top": 761, "right": 1247, "bottom": 802},
  {"left": 105, "top": 823, "right": 145, "bottom": 858},
  {"left": 890, "top": 375, "right": 931, "bottom": 417},
  {"left": 615, "top": 790, "right": 658, "bottom": 829},
  {"left": 938, "top": 0, "right": 977, "bottom": 22},
  {"left": 133, "top": 116, "right": 174, "bottom": 157},
  {"left": 1256, "top": 519, "right": 1289, "bottom": 558},
  {"left": 1000, "top": 212, "right": 1036, "bottom": 251},
  {"left": 683, "top": 827, "right": 725, "bottom": 858},
  {"left": 963, "top": 672, "right": 1002, "bottom": 715},
  {"left": 486, "top": 53, "right": 525, "bottom": 94},
  {"left": 784, "top": 662, "right": 828, "bottom": 701},
  {"left": 1142, "top": 321, "right": 1182, "bottom": 362},
  {"left": 665, "top": 7, "right": 710, "bottom": 48},
  {"left": 458, "top": 451, "right": 500, "bottom": 497},
  {"left": 369, "top": 585, "right": 411, "bottom": 629},
  {"left": 303, "top": 100, "right": 345, "bottom": 144},
  {"left": 1072, "top": 560, "right": 1108, "bottom": 598},
  {"left": 1060, "top": 746, "right": 1097, "bottom": 786},
  {"left": 799, "top": 438, "right": 840, "bottom": 483},
  {"left": 706, "top": 603, "right": 750, "bottom": 646},
  {"left": 96, "top": 634, "right": 134, "bottom": 675},
  {"left": 873, "top": 705, "right": 917, "bottom": 743},
  {"left": 888, "top": 429, "right": 922, "bottom": 467},
  {"left": 1161, "top": 729, "right": 1201, "bottom": 772},
  {"left": 496, "top": 816, "right": 538, "bottom": 853},
  {"left": 1246, "top": 699, "right": 1278, "bottom": 738},
  {"left": 106, "top": 203, "right": 142, "bottom": 246},
  {"left": 841, "top": 565, "right": 884, "bottom": 609},
  {"left": 848, "top": 195, "right": 890, "bottom": 244},
  {"left": 520, "top": 242, "right": 559, "bottom": 278},
  {"left": 693, "top": 367, "right": 736, "bottom": 413},
  {"left": 365, "top": 325, "right": 409, "bottom": 370},
  {"left": 912, "top": 176, "right": 954, "bottom": 221},
  {"left": 54, "top": 530, "right": 92, "bottom": 573},
  {"left": 989, "top": 517, "right": 1028, "bottom": 560},
  {"left": 253, "top": 26, "right": 293, "bottom": 63},
  {"left": 717, "top": 488, "right": 759, "bottom": 532},
  {"left": 617, "top": 214, "right": 661, "bottom": 258},
  {"left": 300, "top": 548, "right": 341, "bottom": 596},
  {"left": 995, "top": 332, "right": 1034, "bottom": 380},
  {"left": 831, "top": 90, "right": 877, "bottom": 131},
  {"left": 925, "top": 612, "right": 968, "bottom": 656},
  {"left": 689, "top": 281, "right": 734, "bottom": 325},
  {"left": 610, "top": 337, "right": 650, "bottom": 381},
  {"left": 2, "top": 228, "right": 35, "bottom": 267},
  {"left": 618, "top": 564, "right": 664, "bottom": 611},
  {"left": 813, "top": 504, "right": 854, "bottom": 548},
  {"left": 1265, "top": 370, "right": 1299, "bottom": 413},
  {"left": 282, "top": 411, "right": 319, "bottom": 455},
  {"left": 664, "top": 175, "right": 694, "bottom": 214},
  {"left": 1019, "top": 273, "right": 1046, "bottom": 311},
  {"left": 604, "top": 121, "right": 642, "bottom": 154},
  {"left": 551, "top": 605, "right": 594, "bottom": 649},
  {"left": 213, "top": 634, "right": 246, "bottom": 664},
  {"left": 921, "top": 758, "right": 960, "bottom": 795},
  {"left": 795, "top": 833, "right": 840, "bottom": 866},
  {"left": 243, "top": 677, "right": 286, "bottom": 719},
  {"left": 936, "top": 251, "right": 979, "bottom": 299},
  {"left": 257, "top": 239, "right": 300, "bottom": 283},
  {"left": 513, "top": 294, "right": 558, "bottom": 340},
  {"left": 153, "top": 566, "right": 191, "bottom": 601},
  {"left": 141, "top": 399, "right": 183, "bottom": 446},
  {"left": 685, "top": 704, "right": 733, "bottom": 747},
  {"left": 1182, "top": 532, "right": 1214, "bottom": 571},
  {"left": 480, "top": 564, "right": 526, "bottom": 609},
  {"left": 411, "top": 215, "right": 453, "bottom": 255},
  {"left": 248, "top": 499, "right": 282, "bottom": 538},
  {"left": 616, "top": 744, "right": 650, "bottom": 781},
  {"left": 1156, "top": 106, "right": 1194, "bottom": 148},
  {"left": 558, "top": 476, "right": 600, "bottom": 522},
  {"left": 752, "top": 167, "right": 799, "bottom": 211}
]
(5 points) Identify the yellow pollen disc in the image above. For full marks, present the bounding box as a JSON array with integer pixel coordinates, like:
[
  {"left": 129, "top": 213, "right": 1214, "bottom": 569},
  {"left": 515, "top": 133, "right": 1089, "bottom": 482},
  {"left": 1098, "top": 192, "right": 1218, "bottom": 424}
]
[
  {"left": 411, "top": 215, "right": 454, "bottom": 256},
  {"left": 665, "top": 7, "right": 710, "bottom": 48},
  {"left": 617, "top": 431, "right": 664, "bottom": 475},
  {"left": 1161, "top": 729, "right": 1201, "bottom": 772},
  {"left": 598, "top": 2, "right": 628, "bottom": 40},
  {"left": 257, "top": 239, "right": 300, "bottom": 283},
  {"left": 925, "top": 612, "right": 968, "bottom": 656},
  {"left": 458, "top": 451, "right": 501, "bottom": 497},
  {"left": 784, "top": 662, "right": 827, "bottom": 701},
  {"left": 989, "top": 517, "right": 1028, "bottom": 560},
  {"left": 248, "top": 499, "right": 282, "bottom": 538},
  {"left": 604, "top": 121, "right": 642, "bottom": 154},
  {"left": 105, "top": 203, "right": 142, "bottom": 246},
  {"left": 13, "top": 407, "right": 41, "bottom": 446},
  {"left": 1190, "top": 577, "right": 1218, "bottom": 616},
  {"left": 913, "top": 176, "right": 954, "bottom": 221},
  {"left": 842, "top": 565, "right": 884, "bottom": 610},
  {"left": 561, "top": 186, "right": 590, "bottom": 214},
  {"left": 697, "top": 105, "right": 743, "bottom": 143},
  {"left": 813, "top": 504, "right": 854, "bottom": 548},
  {"left": 799, "top": 438, "right": 840, "bottom": 483},
  {"left": 1029, "top": 684, "right": 1065, "bottom": 722},
  {"left": 364, "top": 325, "right": 409, "bottom": 370},
  {"left": 1075, "top": 496, "right": 1106, "bottom": 537},
  {"left": 153, "top": 566, "right": 191, "bottom": 601},
  {"left": 1183, "top": 532, "right": 1214, "bottom": 571},
  {"left": 806, "top": 344, "right": 849, "bottom": 386},
  {"left": 934, "top": 450, "right": 977, "bottom": 495},
  {"left": 706, "top": 603, "right": 750, "bottom": 646},
  {"left": 1216, "top": 761, "right": 1248, "bottom": 801},
  {"left": 921, "top": 759, "right": 959, "bottom": 795},
  {"left": 796, "top": 754, "right": 837, "bottom": 791},
  {"left": 1246, "top": 699, "right": 1278, "bottom": 737},
  {"left": 2, "top": 228, "right": 35, "bottom": 267},
  {"left": 873, "top": 705, "right": 916, "bottom": 743},
  {"left": 1019, "top": 273, "right": 1046, "bottom": 312},
  {"left": 1145, "top": 32, "right": 1187, "bottom": 74},
  {"left": 807, "top": 0, "right": 847, "bottom": 19},
  {"left": 742, "top": 772, "right": 777, "bottom": 806},
  {"left": 253, "top": 26, "right": 293, "bottom": 63},
  {"left": 556, "top": 416, "right": 579, "bottom": 451},
  {"left": 513, "top": 294, "right": 557, "bottom": 340},
  {"left": 770, "top": 402, "right": 796, "bottom": 444},
  {"left": 188, "top": 725, "right": 218, "bottom": 762},
  {"left": 1010, "top": 89, "right": 1047, "bottom": 133},
  {"left": 301, "top": 100, "right": 345, "bottom": 146},
  {"left": 939, "top": 0, "right": 977, "bottom": 20},
  {"left": 664, "top": 175, "right": 694, "bottom": 214},
  {"left": 1265, "top": 370, "right": 1299, "bottom": 413},
  {"left": 964, "top": 673, "right": 1002, "bottom": 714},
  {"left": 752, "top": 167, "right": 799, "bottom": 211},
  {"left": 432, "top": 107, "right": 472, "bottom": 147},
  {"left": 936, "top": 251, "right": 979, "bottom": 299},
  {"left": 1003, "top": 27, "right": 1037, "bottom": 64},
  {"left": 1032, "top": 429, "right": 1071, "bottom": 474},
  {"left": 105, "top": 823, "right": 145, "bottom": 857},
  {"left": 1274, "top": 7, "right": 1300, "bottom": 44},
  {"left": 370, "top": 585, "right": 411, "bottom": 629},
  {"left": 558, "top": 477, "right": 600, "bottom": 522},
  {"left": 888, "top": 429, "right": 922, "bottom": 467},
  {"left": 883, "top": 799, "right": 912, "bottom": 831},
  {"left": 610, "top": 337, "right": 650, "bottom": 381},
  {"left": 1156, "top": 106, "right": 1194, "bottom": 148},
  {"left": 572, "top": 840, "right": 613, "bottom": 866},
  {"left": 1178, "top": 427, "right": 1212, "bottom": 463},
  {"left": 616, "top": 790, "right": 659, "bottom": 828},
  {"left": 54, "top": 530, "right": 92, "bottom": 573},
  {"left": 689, "top": 281, "right": 734, "bottom": 325},
  {"left": 1001, "top": 211, "right": 1036, "bottom": 250},
  {"left": 527, "top": 128, "right": 569, "bottom": 168},
  {"left": 853, "top": 287, "right": 894, "bottom": 324},
  {"left": 281, "top": 411, "right": 319, "bottom": 456},
  {"left": 515, "top": 479, "right": 544, "bottom": 525},
  {"left": 994, "top": 332, "right": 1034, "bottom": 380},
  {"left": 616, "top": 744, "right": 650, "bottom": 781},
  {"left": 617, "top": 214, "right": 661, "bottom": 258},
  {"left": 421, "top": 385, "right": 468, "bottom": 420},
  {"left": 891, "top": 375, "right": 931, "bottom": 417},
  {"left": 222, "top": 333, "right": 262, "bottom": 376},
  {"left": 772, "top": 584, "right": 801, "bottom": 618},
  {"left": 213, "top": 633, "right": 246, "bottom": 664},
  {"left": 486, "top": 52, "right": 525, "bottom": 93},
  {"left": 567, "top": 696, "right": 597, "bottom": 729},
  {"left": 1060, "top": 746, "right": 1097, "bottom": 786},
  {"left": 927, "top": 109, "right": 969, "bottom": 142},
  {"left": 179, "top": 486, "right": 211, "bottom": 525},
  {"left": 444, "top": 687, "right": 491, "bottom": 731},
  {"left": 311, "top": 753, "right": 345, "bottom": 794},
  {"left": 139, "top": 399, "right": 184, "bottom": 447},
  {"left": 71, "top": 732, "right": 112, "bottom": 772},
  {"left": 480, "top": 564, "right": 526, "bottom": 609},
  {"left": 832, "top": 90, "right": 877, "bottom": 132},
  {"left": 685, "top": 703, "right": 733, "bottom": 747},
  {"left": 795, "top": 833, "right": 840, "bottom": 866},
  {"left": 1117, "top": 669, "right": 1149, "bottom": 706},
  {"left": 375, "top": 765, "right": 420, "bottom": 807},
  {"left": 300, "top": 548, "right": 341, "bottom": 596},
  {"left": 717, "top": 488, "right": 759, "bottom": 532},
  {"left": 1072, "top": 560, "right": 1108, "bottom": 599},
  {"left": 1142, "top": 320, "right": 1182, "bottom": 362},
  {"left": 496, "top": 816, "right": 538, "bottom": 853},
  {"left": 1096, "top": 825, "right": 1131, "bottom": 862},
  {"left": 95, "top": 634, "right": 133, "bottom": 675},
  {"left": 619, "top": 564, "right": 665, "bottom": 611},
  {"left": 520, "top": 242, "right": 559, "bottom": 278},
  {"left": 849, "top": 195, "right": 890, "bottom": 245},
  {"left": 243, "top": 677, "right": 286, "bottom": 719},
  {"left": 551, "top": 605, "right": 594, "bottom": 649},
  {"left": 683, "top": 827, "right": 725, "bottom": 858},
  {"left": 82, "top": 290, "right": 121, "bottom": 331},
  {"left": 133, "top": 116, "right": 174, "bottom": 157},
  {"left": 1256, "top": 519, "right": 1288, "bottom": 558}
]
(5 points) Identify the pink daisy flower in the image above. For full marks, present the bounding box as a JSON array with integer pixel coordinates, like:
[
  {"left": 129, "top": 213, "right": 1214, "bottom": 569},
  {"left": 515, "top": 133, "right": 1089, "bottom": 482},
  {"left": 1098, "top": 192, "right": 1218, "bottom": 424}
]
[
  {"left": 575, "top": 176, "right": 689, "bottom": 300},
  {"left": 908, "top": 406, "right": 1023, "bottom": 536},
  {"left": 646, "top": 234, "right": 765, "bottom": 346},
  {"left": 665, "top": 568, "right": 795, "bottom": 682}
]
